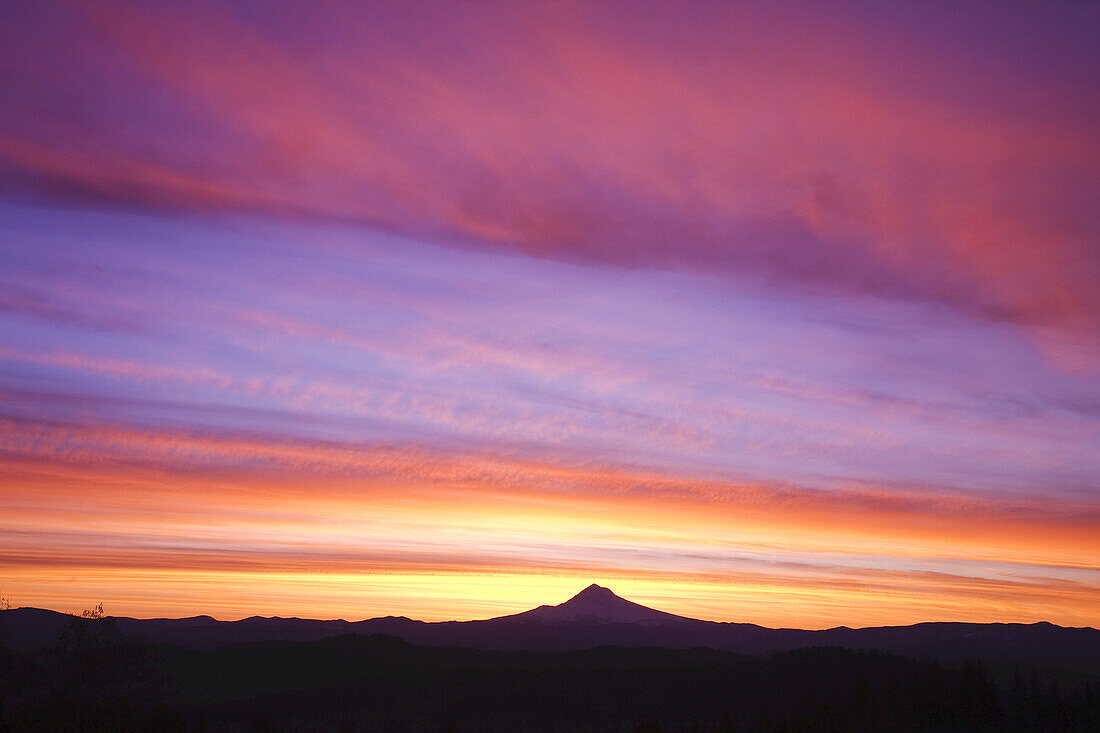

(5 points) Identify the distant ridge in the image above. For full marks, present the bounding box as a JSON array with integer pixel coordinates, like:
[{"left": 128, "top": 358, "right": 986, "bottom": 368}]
[{"left": 2, "top": 585, "right": 1098, "bottom": 671}]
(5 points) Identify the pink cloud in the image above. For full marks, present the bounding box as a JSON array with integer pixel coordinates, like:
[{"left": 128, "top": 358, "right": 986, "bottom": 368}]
[{"left": 2, "top": 0, "right": 1095, "bottom": 352}]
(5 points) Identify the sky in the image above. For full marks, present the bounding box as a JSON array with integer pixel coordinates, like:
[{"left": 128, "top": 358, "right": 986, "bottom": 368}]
[{"left": 1, "top": 0, "right": 1098, "bottom": 629}]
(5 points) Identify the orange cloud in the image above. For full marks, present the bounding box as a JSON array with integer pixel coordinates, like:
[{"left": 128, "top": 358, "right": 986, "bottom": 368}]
[{"left": 2, "top": 414, "right": 1098, "bottom": 626}]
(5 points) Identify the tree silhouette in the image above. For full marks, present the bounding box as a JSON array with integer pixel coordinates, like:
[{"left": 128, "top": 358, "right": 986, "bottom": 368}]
[
  {"left": 55, "top": 602, "right": 119, "bottom": 657},
  {"left": 20, "top": 603, "right": 173, "bottom": 731}
]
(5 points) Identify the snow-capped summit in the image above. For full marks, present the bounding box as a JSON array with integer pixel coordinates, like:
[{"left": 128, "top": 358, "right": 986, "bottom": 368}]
[{"left": 503, "top": 584, "right": 691, "bottom": 624}]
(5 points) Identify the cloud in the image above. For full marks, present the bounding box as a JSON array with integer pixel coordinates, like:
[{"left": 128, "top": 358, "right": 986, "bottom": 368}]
[
  {"left": 3, "top": 414, "right": 1098, "bottom": 567},
  {"left": 1, "top": 0, "right": 1096, "bottom": 349}
]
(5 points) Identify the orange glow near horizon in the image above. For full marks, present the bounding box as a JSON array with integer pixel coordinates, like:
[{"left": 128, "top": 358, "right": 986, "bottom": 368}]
[
  {"left": 6, "top": 565, "right": 1100, "bottom": 631},
  {"left": 4, "top": 427, "right": 1099, "bottom": 628}
]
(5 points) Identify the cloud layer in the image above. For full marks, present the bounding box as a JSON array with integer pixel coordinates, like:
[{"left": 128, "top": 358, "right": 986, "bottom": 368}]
[{"left": 0, "top": 0, "right": 1097, "bottom": 625}]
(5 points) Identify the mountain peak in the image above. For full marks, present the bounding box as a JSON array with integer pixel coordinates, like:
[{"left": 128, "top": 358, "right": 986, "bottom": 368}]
[
  {"left": 570, "top": 584, "right": 618, "bottom": 601},
  {"left": 503, "top": 584, "right": 691, "bottom": 625}
]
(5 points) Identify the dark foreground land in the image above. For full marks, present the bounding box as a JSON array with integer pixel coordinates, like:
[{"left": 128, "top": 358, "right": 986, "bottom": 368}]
[{"left": 1, "top": 616, "right": 1098, "bottom": 732}]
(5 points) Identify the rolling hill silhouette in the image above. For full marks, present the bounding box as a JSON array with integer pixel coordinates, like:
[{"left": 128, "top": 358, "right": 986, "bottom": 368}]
[{"left": 2, "top": 584, "right": 1098, "bottom": 671}]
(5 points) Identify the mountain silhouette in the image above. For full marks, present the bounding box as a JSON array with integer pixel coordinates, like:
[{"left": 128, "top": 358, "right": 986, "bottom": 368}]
[
  {"left": 2, "top": 585, "right": 1098, "bottom": 671},
  {"left": 495, "top": 584, "right": 692, "bottom": 624}
]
